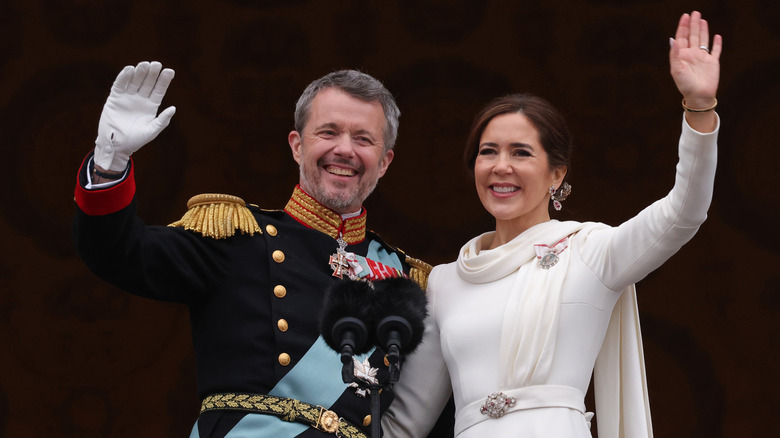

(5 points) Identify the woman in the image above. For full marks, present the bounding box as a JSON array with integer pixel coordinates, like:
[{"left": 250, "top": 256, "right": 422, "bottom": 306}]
[{"left": 382, "top": 11, "right": 721, "bottom": 438}]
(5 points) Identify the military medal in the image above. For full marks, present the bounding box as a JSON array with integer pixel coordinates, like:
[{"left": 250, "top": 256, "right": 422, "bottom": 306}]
[
  {"left": 329, "top": 237, "right": 352, "bottom": 279},
  {"left": 534, "top": 236, "right": 569, "bottom": 269},
  {"left": 329, "top": 236, "right": 361, "bottom": 280}
]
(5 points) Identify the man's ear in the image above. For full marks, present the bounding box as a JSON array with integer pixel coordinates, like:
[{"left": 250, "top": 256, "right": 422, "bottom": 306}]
[
  {"left": 288, "top": 131, "right": 302, "bottom": 164},
  {"left": 377, "top": 149, "right": 394, "bottom": 179}
]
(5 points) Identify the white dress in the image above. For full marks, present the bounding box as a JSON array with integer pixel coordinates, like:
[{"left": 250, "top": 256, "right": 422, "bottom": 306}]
[{"left": 382, "top": 115, "right": 719, "bottom": 438}]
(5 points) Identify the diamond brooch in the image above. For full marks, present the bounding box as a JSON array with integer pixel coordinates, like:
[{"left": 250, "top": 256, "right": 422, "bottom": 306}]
[{"left": 479, "top": 392, "right": 517, "bottom": 418}]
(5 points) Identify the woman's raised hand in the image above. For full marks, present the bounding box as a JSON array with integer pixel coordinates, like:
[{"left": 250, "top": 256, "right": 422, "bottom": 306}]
[{"left": 670, "top": 11, "right": 721, "bottom": 131}]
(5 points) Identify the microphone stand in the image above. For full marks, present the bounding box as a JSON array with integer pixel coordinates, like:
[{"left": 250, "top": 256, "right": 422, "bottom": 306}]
[
  {"left": 331, "top": 316, "right": 387, "bottom": 438},
  {"left": 351, "top": 371, "right": 394, "bottom": 438},
  {"left": 359, "top": 315, "right": 412, "bottom": 437},
  {"left": 370, "top": 382, "right": 383, "bottom": 438},
  {"left": 368, "top": 351, "right": 402, "bottom": 438}
]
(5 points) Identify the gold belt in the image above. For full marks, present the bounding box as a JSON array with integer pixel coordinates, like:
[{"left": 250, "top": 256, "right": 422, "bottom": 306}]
[{"left": 200, "top": 393, "right": 366, "bottom": 438}]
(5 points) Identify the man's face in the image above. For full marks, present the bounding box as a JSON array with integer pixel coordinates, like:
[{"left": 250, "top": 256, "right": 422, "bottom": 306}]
[{"left": 289, "top": 87, "right": 394, "bottom": 214}]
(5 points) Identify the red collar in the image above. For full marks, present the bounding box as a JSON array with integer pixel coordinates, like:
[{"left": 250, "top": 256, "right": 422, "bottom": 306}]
[{"left": 283, "top": 185, "right": 367, "bottom": 244}]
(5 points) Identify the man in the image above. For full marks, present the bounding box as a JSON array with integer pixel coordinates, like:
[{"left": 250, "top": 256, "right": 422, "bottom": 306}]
[{"left": 73, "top": 61, "right": 433, "bottom": 437}]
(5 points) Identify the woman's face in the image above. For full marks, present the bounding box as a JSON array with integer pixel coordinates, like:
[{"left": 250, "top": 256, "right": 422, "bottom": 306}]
[{"left": 474, "top": 112, "right": 565, "bottom": 231}]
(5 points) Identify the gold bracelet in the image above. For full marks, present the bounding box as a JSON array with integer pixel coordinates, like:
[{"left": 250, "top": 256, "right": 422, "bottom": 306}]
[{"left": 682, "top": 98, "right": 718, "bottom": 112}]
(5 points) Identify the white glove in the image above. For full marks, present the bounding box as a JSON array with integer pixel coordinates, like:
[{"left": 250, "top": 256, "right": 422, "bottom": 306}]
[{"left": 93, "top": 61, "right": 176, "bottom": 171}]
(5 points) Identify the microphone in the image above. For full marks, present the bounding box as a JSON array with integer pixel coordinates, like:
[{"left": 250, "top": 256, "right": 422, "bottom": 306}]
[
  {"left": 372, "top": 277, "right": 428, "bottom": 383},
  {"left": 320, "top": 279, "right": 376, "bottom": 383},
  {"left": 321, "top": 276, "right": 429, "bottom": 438}
]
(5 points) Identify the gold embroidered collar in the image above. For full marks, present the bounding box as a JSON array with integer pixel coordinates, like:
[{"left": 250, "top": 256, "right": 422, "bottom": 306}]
[{"left": 284, "top": 185, "right": 367, "bottom": 244}]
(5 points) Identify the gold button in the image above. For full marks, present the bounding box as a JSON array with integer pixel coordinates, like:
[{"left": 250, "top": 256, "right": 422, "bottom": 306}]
[
  {"left": 384, "top": 355, "right": 390, "bottom": 367},
  {"left": 363, "top": 415, "right": 372, "bottom": 426},
  {"left": 278, "top": 353, "right": 291, "bottom": 366},
  {"left": 272, "top": 250, "right": 285, "bottom": 263},
  {"left": 273, "top": 285, "right": 287, "bottom": 298},
  {"left": 277, "top": 319, "right": 289, "bottom": 332},
  {"left": 265, "top": 224, "right": 278, "bottom": 236}
]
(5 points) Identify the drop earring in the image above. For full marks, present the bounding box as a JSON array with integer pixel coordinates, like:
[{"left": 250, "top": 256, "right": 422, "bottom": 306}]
[{"left": 550, "top": 182, "right": 572, "bottom": 211}]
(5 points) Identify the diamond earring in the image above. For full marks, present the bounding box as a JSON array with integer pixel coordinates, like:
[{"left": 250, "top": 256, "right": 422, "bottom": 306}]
[{"left": 550, "top": 182, "right": 572, "bottom": 211}]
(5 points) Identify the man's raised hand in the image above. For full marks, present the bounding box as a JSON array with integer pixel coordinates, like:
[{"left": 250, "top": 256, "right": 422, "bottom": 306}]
[{"left": 93, "top": 61, "right": 176, "bottom": 171}]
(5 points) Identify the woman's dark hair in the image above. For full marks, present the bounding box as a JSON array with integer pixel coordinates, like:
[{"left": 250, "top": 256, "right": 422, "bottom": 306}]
[{"left": 464, "top": 93, "right": 573, "bottom": 175}]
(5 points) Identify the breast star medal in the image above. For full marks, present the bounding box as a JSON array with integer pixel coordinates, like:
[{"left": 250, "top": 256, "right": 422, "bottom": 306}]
[{"left": 349, "top": 357, "right": 379, "bottom": 397}]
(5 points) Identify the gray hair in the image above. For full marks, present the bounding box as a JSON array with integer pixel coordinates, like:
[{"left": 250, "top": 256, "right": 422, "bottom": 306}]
[{"left": 294, "top": 70, "right": 400, "bottom": 151}]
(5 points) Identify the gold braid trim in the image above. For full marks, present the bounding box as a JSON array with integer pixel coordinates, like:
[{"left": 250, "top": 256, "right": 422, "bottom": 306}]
[
  {"left": 283, "top": 185, "right": 367, "bottom": 244},
  {"left": 405, "top": 256, "right": 433, "bottom": 290},
  {"left": 168, "top": 193, "right": 261, "bottom": 239},
  {"left": 201, "top": 393, "right": 366, "bottom": 437}
]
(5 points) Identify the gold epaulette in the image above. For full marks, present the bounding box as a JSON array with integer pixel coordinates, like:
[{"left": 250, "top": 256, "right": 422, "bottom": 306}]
[
  {"left": 405, "top": 256, "right": 433, "bottom": 291},
  {"left": 168, "top": 193, "right": 262, "bottom": 239}
]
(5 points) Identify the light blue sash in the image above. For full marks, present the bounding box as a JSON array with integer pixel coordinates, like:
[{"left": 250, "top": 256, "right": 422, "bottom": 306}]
[{"left": 189, "top": 239, "right": 404, "bottom": 437}]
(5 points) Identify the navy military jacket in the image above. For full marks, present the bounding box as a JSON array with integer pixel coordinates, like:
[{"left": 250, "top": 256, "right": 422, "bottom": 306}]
[{"left": 74, "top": 154, "right": 429, "bottom": 437}]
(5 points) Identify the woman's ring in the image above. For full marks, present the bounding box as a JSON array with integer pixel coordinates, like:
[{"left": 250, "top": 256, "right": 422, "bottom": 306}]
[{"left": 698, "top": 45, "right": 710, "bottom": 54}]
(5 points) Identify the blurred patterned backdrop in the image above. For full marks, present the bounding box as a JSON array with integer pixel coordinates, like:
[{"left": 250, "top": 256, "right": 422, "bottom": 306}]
[{"left": 1, "top": 0, "right": 778, "bottom": 436}]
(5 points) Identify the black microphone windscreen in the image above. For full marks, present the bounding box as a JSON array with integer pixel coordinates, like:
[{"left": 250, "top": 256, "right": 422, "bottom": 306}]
[
  {"left": 319, "top": 279, "right": 376, "bottom": 355},
  {"left": 372, "top": 277, "right": 428, "bottom": 355}
]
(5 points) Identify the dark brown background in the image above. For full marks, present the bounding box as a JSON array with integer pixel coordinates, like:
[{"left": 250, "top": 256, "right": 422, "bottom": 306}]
[{"left": 1, "top": 0, "right": 778, "bottom": 436}]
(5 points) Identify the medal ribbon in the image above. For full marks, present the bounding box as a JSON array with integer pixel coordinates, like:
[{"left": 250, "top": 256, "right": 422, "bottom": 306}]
[
  {"left": 534, "top": 236, "right": 569, "bottom": 267},
  {"left": 330, "top": 229, "right": 405, "bottom": 281}
]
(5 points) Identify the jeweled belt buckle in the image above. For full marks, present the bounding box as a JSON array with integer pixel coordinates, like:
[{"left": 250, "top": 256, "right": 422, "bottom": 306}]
[{"left": 479, "top": 392, "right": 516, "bottom": 418}]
